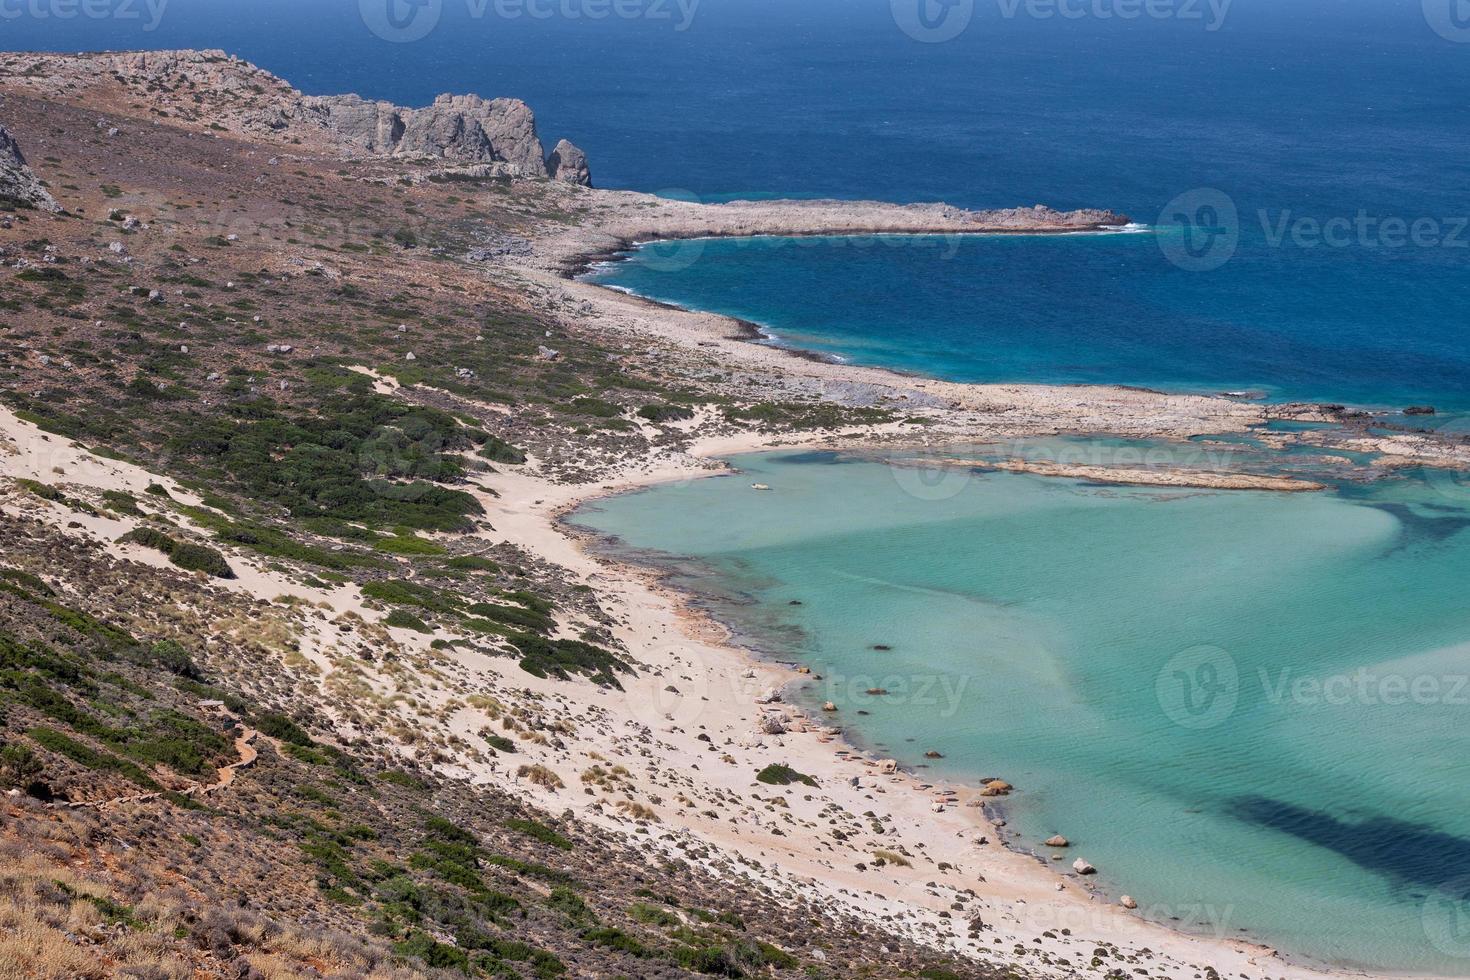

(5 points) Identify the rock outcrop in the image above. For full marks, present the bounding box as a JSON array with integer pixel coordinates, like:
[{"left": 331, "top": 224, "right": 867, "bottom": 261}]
[
  {"left": 0, "top": 125, "right": 61, "bottom": 212},
  {"left": 0, "top": 50, "right": 591, "bottom": 185},
  {"left": 303, "top": 93, "right": 552, "bottom": 177},
  {"left": 547, "top": 139, "right": 591, "bottom": 186}
]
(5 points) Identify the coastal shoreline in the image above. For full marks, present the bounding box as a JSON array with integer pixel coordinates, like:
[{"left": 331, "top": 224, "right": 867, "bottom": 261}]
[
  {"left": 533, "top": 433, "right": 1388, "bottom": 980},
  {"left": 489, "top": 192, "right": 1470, "bottom": 979}
]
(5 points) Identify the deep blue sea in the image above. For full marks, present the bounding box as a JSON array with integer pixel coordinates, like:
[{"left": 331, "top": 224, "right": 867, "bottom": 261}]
[
  {"left": 11, "top": 0, "right": 1470, "bottom": 408},
  {"left": 16, "top": 2, "right": 1470, "bottom": 971}
]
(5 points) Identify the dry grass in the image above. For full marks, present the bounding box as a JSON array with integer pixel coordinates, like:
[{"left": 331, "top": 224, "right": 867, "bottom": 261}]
[{"left": 517, "top": 763, "right": 565, "bottom": 790}]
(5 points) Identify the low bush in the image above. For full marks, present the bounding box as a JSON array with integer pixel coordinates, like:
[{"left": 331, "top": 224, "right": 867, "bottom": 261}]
[{"left": 755, "top": 764, "right": 818, "bottom": 788}]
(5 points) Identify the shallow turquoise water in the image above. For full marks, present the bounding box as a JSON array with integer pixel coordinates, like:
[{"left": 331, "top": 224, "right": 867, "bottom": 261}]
[{"left": 573, "top": 450, "right": 1470, "bottom": 974}]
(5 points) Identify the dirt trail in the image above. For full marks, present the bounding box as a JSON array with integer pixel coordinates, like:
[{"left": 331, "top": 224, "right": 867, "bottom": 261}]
[{"left": 47, "top": 727, "right": 260, "bottom": 812}]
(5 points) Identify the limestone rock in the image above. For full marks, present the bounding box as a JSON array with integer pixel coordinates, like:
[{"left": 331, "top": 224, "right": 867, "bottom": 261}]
[
  {"left": 0, "top": 125, "right": 61, "bottom": 212},
  {"left": 547, "top": 139, "right": 591, "bottom": 186},
  {"left": 305, "top": 92, "right": 551, "bottom": 177},
  {"left": 1, "top": 51, "right": 590, "bottom": 184},
  {"left": 1072, "top": 858, "right": 1096, "bottom": 875},
  {"left": 1044, "top": 835, "right": 1069, "bottom": 848},
  {"left": 1120, "top": 895, "right": 1138, "bottom": 909}
]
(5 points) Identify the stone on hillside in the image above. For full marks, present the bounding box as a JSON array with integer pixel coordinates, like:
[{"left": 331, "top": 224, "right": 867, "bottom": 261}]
[
  {"left": 0, "top": 125, "right": 61, "bottom": 212},
  {"left": 547, "top": 139, "right": 591, "bottom": 186}
]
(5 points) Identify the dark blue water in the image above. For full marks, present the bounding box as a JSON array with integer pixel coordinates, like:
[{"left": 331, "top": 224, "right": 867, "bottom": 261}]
[{"left": 13, "top": 1, "right": 1470, "bottom": 407}]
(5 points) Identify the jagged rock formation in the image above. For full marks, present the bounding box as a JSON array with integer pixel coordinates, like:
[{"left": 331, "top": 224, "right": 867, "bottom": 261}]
[
  {"left": 303, "top": 93, "right": 552, "bottom": 176},
  {"left": 0, "top": 125, "right": 61, "bottom": 211},
  {"left": 0, "top": 49, "right": 591, "bottom": 185},
  {"left": 547, "top": 138, "right": 591, "bottom": 186}
]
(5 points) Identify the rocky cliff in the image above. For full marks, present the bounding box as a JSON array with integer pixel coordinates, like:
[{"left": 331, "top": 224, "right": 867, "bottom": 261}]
[
  {"left": 301, "top": 92, "right": 562, "bottom": 178},
  {"left": 0, "top": 125, "right": 61, "bottom": 211},
  {"left": 0, "top": 49, "right": 591, "bottom": 185}
]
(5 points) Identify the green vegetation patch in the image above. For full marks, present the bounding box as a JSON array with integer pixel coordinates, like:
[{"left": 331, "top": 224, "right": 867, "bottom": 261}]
[
  {"left": 755, "top": 763, "right": 818, "bottom": 788},
  {"left": 165, "top": 393, "right": 483, "bottom": 533},
  {"left": 117, "top": 527, "right": 234, "bottom": 579}
]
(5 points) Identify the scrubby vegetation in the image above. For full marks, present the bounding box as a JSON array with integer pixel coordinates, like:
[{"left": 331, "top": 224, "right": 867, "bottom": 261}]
[
  {"left": 756, "top": 763, "right": 819, "bottom": 788},
  {"left": 118, "top": 526, "right": 235, "bottom": 579},
  {"left": 0, "top": 70, "right": 1021, "bottom": 980}
]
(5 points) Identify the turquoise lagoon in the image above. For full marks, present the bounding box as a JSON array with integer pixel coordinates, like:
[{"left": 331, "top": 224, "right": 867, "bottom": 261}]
[{"left": 573, "top": 448, "right": 1470, "bottom": 974}]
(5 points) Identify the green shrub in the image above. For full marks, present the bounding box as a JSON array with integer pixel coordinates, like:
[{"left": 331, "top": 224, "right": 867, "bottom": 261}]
[
  {"left": 168, "top": 542, "right": 235, "bottom": 579},
  {"left": 254, "top": 711, "right": 314, "bottom": 746},
  {"left": 146, "top": 640, "right": 201, "bottom": 679},
  {"left": 507, "top": 634, "right": 629, "bottom": 689},
  {"left": 465, "top": 601, "right": 553, "bottom": 634},
  {"left": 378, "top": 769, "right": 427, "bottom": 790},
  {"left": 119, "top": 528, "right": 233, "bottom": 578},
  {"left": 545, "top": 886, "right": 590, "bottom": 922},
  {"left": 478, "top": 435, "right": 526, "bottom": 465},
  {"left": 17, "top": 479, "right": 65, "bottom": 502},
  {"left": 372, "top": 534, "right": 446, "bottom": 556},
  {"left": 362, "top": 580, "right": 460, "bottom": 615},
  {"left": 505, "top": 817, "right": 570, "bottom": 850},
  {"left": 384, "top": 610, "right": 430, "bottom": 633},
  {"left": 444, "top": 555, "right": 499, "bottom": 572},
  {"left": 26, "top": 727, "right": 159, "bottom": 790},
  {"left": 637, "top": 403, "right": 696, "bottom": 423},
  {"left": 0, "top": 743, "right": 41, "bottom": 789},
  {"left": 484, "top": 734, "right": 516, "bottom": 754},
  {"left": 102, "top": 490, "right": 144, "bottom": 516},
  {"left": 755, "top": 764, "right": 818, "bottom": 788},
  {"left": 582, "top": 927, "right": 651, "bottom": 957}
]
